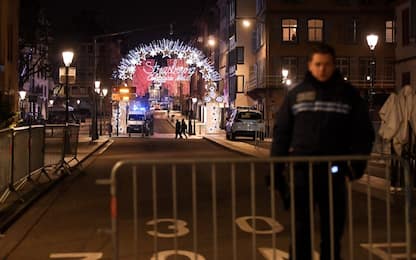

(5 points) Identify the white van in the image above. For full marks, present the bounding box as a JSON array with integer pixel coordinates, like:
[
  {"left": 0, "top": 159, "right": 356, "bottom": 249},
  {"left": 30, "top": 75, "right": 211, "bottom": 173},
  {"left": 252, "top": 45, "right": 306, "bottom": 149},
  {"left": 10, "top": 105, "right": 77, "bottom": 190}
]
[{"left": 225, "top": 108, "right": 264, "bottom": 140}]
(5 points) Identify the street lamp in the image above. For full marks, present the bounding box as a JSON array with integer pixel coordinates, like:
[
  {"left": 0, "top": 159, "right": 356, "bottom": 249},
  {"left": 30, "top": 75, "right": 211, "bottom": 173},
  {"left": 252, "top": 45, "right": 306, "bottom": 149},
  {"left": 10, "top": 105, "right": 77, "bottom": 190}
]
[
  {"left": 19, "top": 90, "right": 27, "bottom": 120},
  {"left": 92, "top": 80, "right": 101, "bottom": 140},
  {"left": 366, "top": 33, "right": 378, "bottom": 113},
  {"left": 99, "top": 88, "right": 108, "bottom": 135},
  {"left": 191, "top": 97, "right": 197, "bottom": 135},
  {"left": 242, "top": 19, "right": 251, "bottom": 28},
  {"left": 282, "top": 69, "right": 289, "bottom": 82},
  {"left": 62, "top": 51, "right": 74, "bottom": 123}
]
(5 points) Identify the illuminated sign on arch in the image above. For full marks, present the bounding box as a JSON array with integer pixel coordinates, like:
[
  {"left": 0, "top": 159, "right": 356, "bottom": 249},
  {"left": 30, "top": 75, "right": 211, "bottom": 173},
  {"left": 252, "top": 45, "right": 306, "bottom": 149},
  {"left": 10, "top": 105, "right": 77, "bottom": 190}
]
[{"left": 116, "top": 39, "right": 221, "bottom": 86}]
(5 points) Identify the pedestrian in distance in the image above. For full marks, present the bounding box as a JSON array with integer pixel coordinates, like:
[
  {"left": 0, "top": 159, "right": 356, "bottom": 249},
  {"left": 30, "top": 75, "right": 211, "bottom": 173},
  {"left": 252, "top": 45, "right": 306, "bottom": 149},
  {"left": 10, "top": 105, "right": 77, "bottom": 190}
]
[
  {"left": 175, "top": 119, "right": 182, "bottom": 139},
  {"left": 270, "top": 42, "right": 375, "bottom": 260},
  {"left": 181, "top": 118, "right": 188, "bottom": 139}
]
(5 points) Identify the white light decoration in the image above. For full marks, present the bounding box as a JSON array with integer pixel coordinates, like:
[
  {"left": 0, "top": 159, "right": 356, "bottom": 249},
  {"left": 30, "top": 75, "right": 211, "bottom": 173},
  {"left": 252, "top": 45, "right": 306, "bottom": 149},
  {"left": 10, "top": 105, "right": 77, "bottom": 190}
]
[{"left": 116, "top": 39, "right": 221, "bottom": 83}]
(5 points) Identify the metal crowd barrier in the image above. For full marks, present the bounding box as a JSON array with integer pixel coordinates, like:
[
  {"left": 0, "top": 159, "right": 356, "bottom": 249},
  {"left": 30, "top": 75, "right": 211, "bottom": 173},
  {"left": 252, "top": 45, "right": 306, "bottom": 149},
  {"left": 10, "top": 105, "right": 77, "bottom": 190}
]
[
  {"left": 44, "top": 123, "right": 80, "bottom": 174},
  {"left": 0, "top": 124, "right": 80, "bottom": 204},
  {"left": 0, "top": 128, "right": 13, "bottom": 198},
  {"left": 103, "top": 155, "right": 415, "bottom": 260}
]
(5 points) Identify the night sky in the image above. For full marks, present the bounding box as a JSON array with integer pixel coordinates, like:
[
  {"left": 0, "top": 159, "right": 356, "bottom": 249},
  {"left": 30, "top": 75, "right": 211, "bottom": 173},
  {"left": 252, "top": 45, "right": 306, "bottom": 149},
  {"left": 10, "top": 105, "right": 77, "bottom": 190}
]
[{"left": 36, "top": 0, "right": 209, "bottom": 45}]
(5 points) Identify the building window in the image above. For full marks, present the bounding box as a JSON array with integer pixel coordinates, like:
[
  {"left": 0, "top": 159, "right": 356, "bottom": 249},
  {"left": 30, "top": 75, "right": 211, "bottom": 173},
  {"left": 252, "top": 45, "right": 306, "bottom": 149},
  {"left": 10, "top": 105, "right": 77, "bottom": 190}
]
[
  {"left": 229, "top": 76, "right": 237, "bottom": 101},
  {"left": 383, "top": 58, "right": 395, "bottom": 81},
  {"left": 229, "top": 0, "right": 235, "bottom": 22},
  {"left": 228, "top": 48, "right": 236, "bottom": 67},
  {"left": 281, "top": 57, "right": 298, "bottom": 79},
  {"left": 359, "top": 57, "right": 373, "bottom": 81},
  {"left": 236, "top": 47, "right": 244, "bottom": 64},
  {"left": 256, "top": 22, "right": 265, "bottom": 47},
  {"left": 308, "top": 19, "right": 324, "bottom": 42},
  {"left": 385, "top": 20, "right": 396, "bottom": 43},
  {"left": 402, "top": 8, "right": 410, "bottom": 46},
  {"left": 256, "top": 0, "right": 264, "bottom": 14},
  {"left": 282, "top": 19, "right": 298, "bottom": 42},
  {"left": 336, "top": 57, "right": 350, "bottom": 79},
  {"left": 237, "top": 75, "right": 245, "bottom": 93},
  {"left": 402, "top": 72, "right": 410, "bottom": 86},
  {"left": 345, "top": 18, "right": 359, "bottom": 44}
]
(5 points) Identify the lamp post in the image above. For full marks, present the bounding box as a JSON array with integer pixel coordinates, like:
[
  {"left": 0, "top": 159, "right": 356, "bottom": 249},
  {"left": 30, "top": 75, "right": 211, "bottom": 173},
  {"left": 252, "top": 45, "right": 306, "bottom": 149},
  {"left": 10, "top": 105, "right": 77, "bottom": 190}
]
[
  {"left": 92, "top": 80, "right": 101, "bottom": 140},
  {"left": 366, "top": 33, "right": 378, "bottom": 114},
  {"left": 192, "top": 97, "right": 197, "bottom": 135},
  {"left": 99, "top": 88, "right": 108, "bottom": 135},
  {"left": 19, "top": 90, "right": 27, "bottom": 120},
  {"left": 282, "top": 69, "right": 289, "bottom": 84},
  {"left": 48, "top": 99, "right": 54, "bottom": 121},
  {"left": 62, "top": 51, "right": 74, "bottom": 123}
]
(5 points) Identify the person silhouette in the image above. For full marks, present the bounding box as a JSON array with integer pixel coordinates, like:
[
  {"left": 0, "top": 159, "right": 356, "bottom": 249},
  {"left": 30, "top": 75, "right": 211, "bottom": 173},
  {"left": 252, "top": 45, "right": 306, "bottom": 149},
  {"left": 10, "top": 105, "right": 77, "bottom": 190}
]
[
  {"left": 181, "top": 118, "right": 188, "bottom": 139},
  {"left": 175, "top": 119, "right": 182, "bottom": 139}
]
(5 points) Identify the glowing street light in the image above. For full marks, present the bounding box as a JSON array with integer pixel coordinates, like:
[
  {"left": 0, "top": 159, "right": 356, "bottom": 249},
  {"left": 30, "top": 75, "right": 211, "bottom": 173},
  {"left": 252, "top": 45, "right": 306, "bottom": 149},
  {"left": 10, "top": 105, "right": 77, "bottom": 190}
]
[
  {"left": 207, "top": 38, "right": 216, "bottom": 48},
  {"left": 62, "top": 50, "right": 74, "bottom": 123},
  {"left": 366, "top": 34, "right": 379, "bottom": 51},
  {"left": 19, "top": 90, "right": 27, "bottom": 119},
  {"left": 242, "top": 19, "right": 251, "bottom": 28},
  {"left": 282, "top": 69, "right": 289, "bottom": 79},
  {"left": 19, "top": 90, "right": 27, "bottom": 100},
  {"left": 366, "top": 33, "right": 378, "bottom": 113}
]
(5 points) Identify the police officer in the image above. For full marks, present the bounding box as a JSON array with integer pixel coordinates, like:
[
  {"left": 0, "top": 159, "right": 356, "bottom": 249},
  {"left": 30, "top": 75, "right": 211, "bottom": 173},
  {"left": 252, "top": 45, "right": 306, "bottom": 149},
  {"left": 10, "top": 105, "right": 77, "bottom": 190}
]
[{"left": 271, "top": 43, "right": 374, "bottom": 260}]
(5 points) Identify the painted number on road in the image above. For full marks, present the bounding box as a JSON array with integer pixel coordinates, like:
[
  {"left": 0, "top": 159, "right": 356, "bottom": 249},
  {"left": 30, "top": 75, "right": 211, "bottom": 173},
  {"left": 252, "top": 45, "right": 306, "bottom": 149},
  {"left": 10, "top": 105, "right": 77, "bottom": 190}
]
[
  {"left": 50, "top": 252, "right": 103, "bottom": 259},
  {"left": 146, "top": 218, "right": 190, "bottom": 238},
  {"left": 361, "top": 242, "right": 416, "bottom": 259},
  {"left": 150, "top": 250, "right": 206, "bottom": 260},
  {"left": 258, "top": 247, "right": 320, "bottom": 260},
  {"left": 235, "top": 216, "right": 284, "bottom": 234}
]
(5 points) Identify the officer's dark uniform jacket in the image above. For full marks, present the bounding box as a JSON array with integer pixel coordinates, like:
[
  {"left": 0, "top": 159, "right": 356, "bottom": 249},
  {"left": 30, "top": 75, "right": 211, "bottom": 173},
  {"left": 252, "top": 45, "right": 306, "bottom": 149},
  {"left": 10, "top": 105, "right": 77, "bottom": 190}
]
[{"left": 271, "top": 70, "right": 375, "bottom": 180}]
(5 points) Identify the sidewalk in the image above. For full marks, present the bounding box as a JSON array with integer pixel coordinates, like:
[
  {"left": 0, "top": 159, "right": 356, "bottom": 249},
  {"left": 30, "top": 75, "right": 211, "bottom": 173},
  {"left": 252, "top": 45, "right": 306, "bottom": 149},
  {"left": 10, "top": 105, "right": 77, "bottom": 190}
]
[
  {"left": 0, "top": 131, "right": 109, "bottom": 233},
  {"left": 202, "top": 132, "right": 400, "bottom": 201}
]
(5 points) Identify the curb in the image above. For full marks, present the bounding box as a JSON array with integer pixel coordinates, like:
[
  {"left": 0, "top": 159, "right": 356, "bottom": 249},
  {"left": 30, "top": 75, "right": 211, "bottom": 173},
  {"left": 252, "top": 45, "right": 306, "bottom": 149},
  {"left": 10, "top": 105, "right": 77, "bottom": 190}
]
[
  {"left": 203, "top": 135, "right": 269, "bottom": 158},
  {"left": 202, "top": 136, "right": 399, "bottom": 201},
  {"left": 203, "top": 136, "right": 255, "bottom": 157}
]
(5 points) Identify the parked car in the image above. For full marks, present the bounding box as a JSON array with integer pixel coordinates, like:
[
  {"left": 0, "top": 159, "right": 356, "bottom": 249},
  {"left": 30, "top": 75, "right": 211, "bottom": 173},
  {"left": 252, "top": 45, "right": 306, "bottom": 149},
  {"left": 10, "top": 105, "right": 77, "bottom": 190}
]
[{"left": 225, "top": 108, "right": 264, "bottom": 141}]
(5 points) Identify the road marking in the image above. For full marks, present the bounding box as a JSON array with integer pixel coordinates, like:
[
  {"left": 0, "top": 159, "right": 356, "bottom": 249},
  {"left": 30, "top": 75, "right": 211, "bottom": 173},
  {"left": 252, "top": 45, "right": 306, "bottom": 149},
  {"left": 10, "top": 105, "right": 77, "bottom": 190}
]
[
  {"left": 146, "top": 218, "right": 190, "bottom": 238},
  {"left": 360, "top": 242, "right": 416, "bottom": 259},
  {"left": 235, "top": 216, "right": 284, "bottom": 234},
  {"left": 49, "top": 252, "right": 103, "bottom": 259},
  {"left": 258, "top": 247, "right": 320, "bottom": 260},
  {"left": 150, "top": 250, "right": 206, "bottom": 260}
]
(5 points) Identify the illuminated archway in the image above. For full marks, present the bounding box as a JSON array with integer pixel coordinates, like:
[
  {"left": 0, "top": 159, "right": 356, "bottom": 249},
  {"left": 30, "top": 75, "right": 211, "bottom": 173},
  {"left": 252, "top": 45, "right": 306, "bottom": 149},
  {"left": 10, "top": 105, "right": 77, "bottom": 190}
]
[
  {"left": 115, "top": 39, "right": 224, "bottom": 133},
  {"left": 116, "top": 39, "right": 221, "bottom": 89}
]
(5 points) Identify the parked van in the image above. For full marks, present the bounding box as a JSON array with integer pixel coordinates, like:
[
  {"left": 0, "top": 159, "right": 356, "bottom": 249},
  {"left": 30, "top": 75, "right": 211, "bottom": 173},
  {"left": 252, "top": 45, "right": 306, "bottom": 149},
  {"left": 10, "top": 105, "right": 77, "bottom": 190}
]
[{"left": 225, "top": 108, "right": 264, "bottom": 140}]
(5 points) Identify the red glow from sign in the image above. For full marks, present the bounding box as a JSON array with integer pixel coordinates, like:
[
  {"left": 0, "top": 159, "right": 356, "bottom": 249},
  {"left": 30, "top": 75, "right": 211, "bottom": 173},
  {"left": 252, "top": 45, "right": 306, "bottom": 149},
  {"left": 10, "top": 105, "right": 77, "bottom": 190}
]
[{"left": 132, "top": 59, "right": 191, "bottom": 96}]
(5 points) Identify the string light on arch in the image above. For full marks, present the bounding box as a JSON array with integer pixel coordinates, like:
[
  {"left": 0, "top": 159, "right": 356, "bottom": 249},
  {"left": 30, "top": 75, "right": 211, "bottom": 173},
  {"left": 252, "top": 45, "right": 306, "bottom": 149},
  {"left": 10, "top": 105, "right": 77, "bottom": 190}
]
[{"left": 115, "top": 39, "right": 221, "bottom": 83}]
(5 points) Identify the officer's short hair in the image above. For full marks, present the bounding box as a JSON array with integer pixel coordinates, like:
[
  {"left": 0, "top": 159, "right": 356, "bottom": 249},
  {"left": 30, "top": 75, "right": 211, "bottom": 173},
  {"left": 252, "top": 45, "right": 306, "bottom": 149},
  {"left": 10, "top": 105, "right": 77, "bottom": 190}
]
[{"left": 308, "top": 43, "right": 336, "bottom": 62}]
